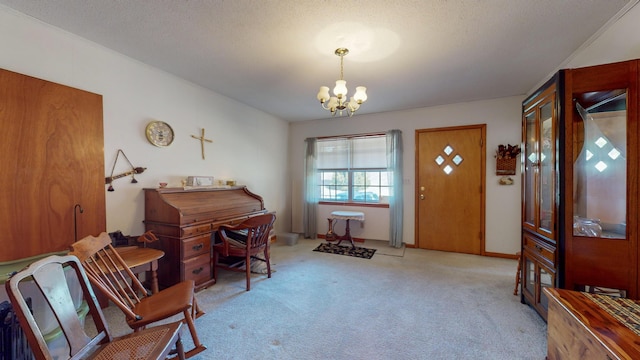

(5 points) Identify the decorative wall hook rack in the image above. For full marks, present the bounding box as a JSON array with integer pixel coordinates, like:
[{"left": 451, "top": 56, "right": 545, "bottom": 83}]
[{"left": 105, "top": 149, "right": 146, "bottom": 191}]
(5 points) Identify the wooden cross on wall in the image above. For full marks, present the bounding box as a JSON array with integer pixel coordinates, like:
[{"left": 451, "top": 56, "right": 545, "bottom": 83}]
[{"left": 191, "top": 128, "right": 213, "bottom": 160}]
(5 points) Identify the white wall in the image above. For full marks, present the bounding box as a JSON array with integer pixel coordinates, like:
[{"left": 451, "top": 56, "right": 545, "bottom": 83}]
[
  {"left": 0, "top": 6, "right": 290, "bottom": 237},
  {"left": 290, "top": 96, "right": 525, "bottom": 255}
]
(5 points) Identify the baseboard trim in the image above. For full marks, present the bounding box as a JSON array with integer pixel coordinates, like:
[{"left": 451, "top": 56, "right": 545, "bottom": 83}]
[
  {"left": 484, "top": 251, "right": 519, "bottom": 260},
  {"left": 400, "top": 246, "right": 519, "bottom": 260}
]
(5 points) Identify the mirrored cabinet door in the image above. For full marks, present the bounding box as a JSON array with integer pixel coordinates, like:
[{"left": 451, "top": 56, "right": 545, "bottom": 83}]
[
  {"left": 521, "top": 77, "right": 560, "bottom": 321},
  {"left": 538, "top": 100, "right": 555, "bottom": 237},
  {"left": 563, "top": 60, "right": 639, "bottom": 299},
  {"left": 572, "top": 90, "right": 627, "bottom": 240},
  {"left": 522, "top": 84, "right": 556, "bottom": 240},
  {"left": 538, "top": 264, "right": 555, "bottom": 311},
  {"left": 524, "top": 256, "right": 536, "bottom": 300},
  {"left": 523, "top": 111, "right": 537, "bottom": 230}
]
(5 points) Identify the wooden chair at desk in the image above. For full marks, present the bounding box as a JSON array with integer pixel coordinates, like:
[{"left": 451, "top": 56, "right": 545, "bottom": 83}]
[
  {"left": 5, "top": 254, "right": 186, "bottom": 360},
  {"left": 213, "top": 213, "right": 276, "bottom": 291},
  {"left": 69, "top": 232, "right": 207, "bottom": 358}
]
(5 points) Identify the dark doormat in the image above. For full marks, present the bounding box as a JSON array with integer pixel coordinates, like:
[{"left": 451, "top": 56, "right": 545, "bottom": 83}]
[{"left": 313, "top": 242, "right": 376, "bottom": 259}]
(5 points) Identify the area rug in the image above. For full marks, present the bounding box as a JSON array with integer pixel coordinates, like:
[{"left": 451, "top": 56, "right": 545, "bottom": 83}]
[{"left": 313, "top": 242, "right": 376, "bottom": 259}]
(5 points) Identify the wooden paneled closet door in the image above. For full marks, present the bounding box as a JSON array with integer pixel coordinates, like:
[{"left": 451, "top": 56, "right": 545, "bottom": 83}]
[{"left": 0, "top": 69, "right": 105, "bottom": 261}]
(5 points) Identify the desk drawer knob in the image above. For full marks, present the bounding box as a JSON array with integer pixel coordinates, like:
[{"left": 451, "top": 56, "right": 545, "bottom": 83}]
[
  {"left": 192, "top": 244, "right": 204, "bottom": 251},
  {"left": 192, "top": 267, "right": 203, "bottom": 275}
]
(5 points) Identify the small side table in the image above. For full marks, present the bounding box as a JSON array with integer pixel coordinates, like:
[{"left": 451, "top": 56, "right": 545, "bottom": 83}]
[
  {"left": 326, "top": 211, "right": 365, "bottom": 248},
  {"left": 116, "top": 246, "right": 165, "bottom": 294}
]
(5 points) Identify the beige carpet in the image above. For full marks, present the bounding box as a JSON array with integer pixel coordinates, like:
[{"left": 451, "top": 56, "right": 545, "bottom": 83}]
[
  {"left": 92, "top": 238, "right": 547, "bottom": 359},
  {"left": 360, "top": 239, "right": 406, "bottom": 257}
]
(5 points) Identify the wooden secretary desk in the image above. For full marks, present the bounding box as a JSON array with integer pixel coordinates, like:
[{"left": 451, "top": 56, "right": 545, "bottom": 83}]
[{"left": 143, "top": 186, "right": 267, "bottom": 290}]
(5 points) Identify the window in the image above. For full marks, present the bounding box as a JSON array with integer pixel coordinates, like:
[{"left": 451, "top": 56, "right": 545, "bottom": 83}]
[{"left": 317, "top": 135, "right": 389, "bottom": 203}]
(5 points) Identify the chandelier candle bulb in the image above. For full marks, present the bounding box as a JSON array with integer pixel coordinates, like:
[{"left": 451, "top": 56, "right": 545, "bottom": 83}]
[
  {"left": 354, "top": 86, "right": 367, "bottom": 103},
  {"left": 333, "top": 80, "right": 347, "bottom": 98},
  {"left": 317, "top": 86, "right": 330, "bottom": 102}
]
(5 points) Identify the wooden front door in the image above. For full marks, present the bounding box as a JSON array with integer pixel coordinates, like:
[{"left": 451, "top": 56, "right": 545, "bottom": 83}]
[{"left": 415, "top": 125, "right": 486, "bottom": 254}]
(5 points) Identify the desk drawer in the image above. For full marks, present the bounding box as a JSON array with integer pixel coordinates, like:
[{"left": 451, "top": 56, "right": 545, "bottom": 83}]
[
  {"left": 182, "top": 234, "right": 210, "bottom": 258},
  {"left": 182, "top": 253, "right": 211, "bottom": 286},
  {"left": 523, "top": 233, "right": 555, "bottom": 266},
  {"left": 211, "top": 217, "right": 246, "bottom": 232},
  {"left": 181, "top": 223, "right": 212, "bottom": 237}
]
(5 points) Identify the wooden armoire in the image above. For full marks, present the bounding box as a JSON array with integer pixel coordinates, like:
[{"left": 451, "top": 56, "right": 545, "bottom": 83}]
[
  {"left": 521, "top": 59, "right": 639, "bottom": 319},
  {"left": 0, "top": 69, "right": 106, "bottom": 262}
]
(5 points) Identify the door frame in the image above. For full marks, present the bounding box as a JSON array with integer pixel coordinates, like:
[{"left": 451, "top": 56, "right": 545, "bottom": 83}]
[{"left": 414, "top": 124, "right": 486, "bottom": 253}]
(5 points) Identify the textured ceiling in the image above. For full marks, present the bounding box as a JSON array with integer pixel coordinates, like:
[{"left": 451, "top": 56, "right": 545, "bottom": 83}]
[{"left": 0, "top": 0, "right": 635, "bottom": 121}]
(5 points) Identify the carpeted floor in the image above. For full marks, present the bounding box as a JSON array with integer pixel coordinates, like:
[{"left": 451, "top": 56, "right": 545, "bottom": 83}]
[{"left": 92, "top": 238, "right": 547, "bottom": 359}]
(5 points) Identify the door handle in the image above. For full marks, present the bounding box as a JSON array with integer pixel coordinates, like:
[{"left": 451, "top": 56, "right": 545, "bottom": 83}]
[{"left": 420, "top": 194, "right": 425, "bottom": 200}]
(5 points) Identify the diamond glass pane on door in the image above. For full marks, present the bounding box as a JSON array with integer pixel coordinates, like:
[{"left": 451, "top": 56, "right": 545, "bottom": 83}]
[{"left": 433, "top": 145, "right": 465, "bottom": 175}]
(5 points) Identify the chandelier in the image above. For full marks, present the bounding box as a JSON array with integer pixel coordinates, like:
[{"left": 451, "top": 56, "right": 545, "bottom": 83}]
[{"left": 316, "top": 48, "right": 367, "bottom": 117}]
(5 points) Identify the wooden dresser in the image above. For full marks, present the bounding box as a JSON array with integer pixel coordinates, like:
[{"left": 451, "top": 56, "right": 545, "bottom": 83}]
[{"left": 143, "top": 186, "right": 267, "bottom": 290}]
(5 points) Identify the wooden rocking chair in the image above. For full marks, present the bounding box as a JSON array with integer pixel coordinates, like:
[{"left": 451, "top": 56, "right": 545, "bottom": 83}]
[
  {"left": 69, "top": 232, "right": 207, "bottom": 358},
  {"left": 5, "top": 254, "right": 186, "bottom": 360}
]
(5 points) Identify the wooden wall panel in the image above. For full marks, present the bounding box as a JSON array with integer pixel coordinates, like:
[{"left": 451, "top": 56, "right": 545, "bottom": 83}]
[{"left": 0, "top": 69, "right": 105, "bottom": 261}]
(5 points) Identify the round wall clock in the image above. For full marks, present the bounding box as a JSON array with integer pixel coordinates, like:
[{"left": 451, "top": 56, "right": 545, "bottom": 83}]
[{"left": 145, "top": 120, "right": 174, "bottom": 147}]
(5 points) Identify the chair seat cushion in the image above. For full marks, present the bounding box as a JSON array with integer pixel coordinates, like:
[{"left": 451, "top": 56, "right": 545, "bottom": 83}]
[{"left": 128, "top": 280, "right": 195, "bottom": 328}]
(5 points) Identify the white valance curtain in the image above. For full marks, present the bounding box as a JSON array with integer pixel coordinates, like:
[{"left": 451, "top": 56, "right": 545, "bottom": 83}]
[{"left": 317, "top": 136, "right": 387, "bottom": 169}]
